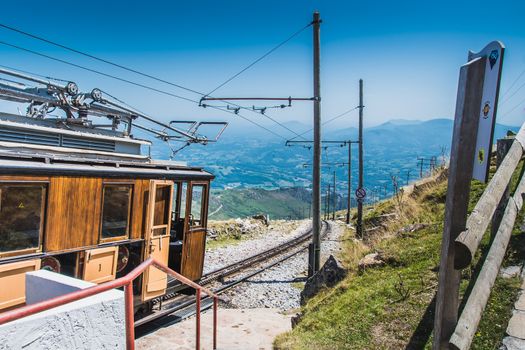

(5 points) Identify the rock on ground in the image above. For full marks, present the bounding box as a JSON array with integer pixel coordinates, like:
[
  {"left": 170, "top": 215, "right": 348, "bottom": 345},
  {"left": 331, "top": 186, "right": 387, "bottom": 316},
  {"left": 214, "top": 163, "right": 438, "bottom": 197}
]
[
  {"left": 220, "top": 221, "right": 344, "bottom": 311},
  {"left": 358, "top": 252, "right": 385, "bottom": 270},
  {"left": 300, "top": 255, "right": 346, "bottom": 305}
]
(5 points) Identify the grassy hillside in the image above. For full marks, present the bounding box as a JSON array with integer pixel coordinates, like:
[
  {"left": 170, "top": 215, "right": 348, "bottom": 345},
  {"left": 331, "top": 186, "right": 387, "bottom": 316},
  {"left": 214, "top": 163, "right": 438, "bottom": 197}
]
[
  {"left": 208, "top": 187, "right": 313, "bottom": 220},
  {"left": 275, "top": 166, "right": 525, "bottom": 349}
]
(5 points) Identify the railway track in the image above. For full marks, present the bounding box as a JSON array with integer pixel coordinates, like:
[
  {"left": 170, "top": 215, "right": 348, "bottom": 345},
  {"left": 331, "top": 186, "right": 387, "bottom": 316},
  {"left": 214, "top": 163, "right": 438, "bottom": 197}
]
[{"left": 135, "top": 220, "right": 330, "bottom": 331}]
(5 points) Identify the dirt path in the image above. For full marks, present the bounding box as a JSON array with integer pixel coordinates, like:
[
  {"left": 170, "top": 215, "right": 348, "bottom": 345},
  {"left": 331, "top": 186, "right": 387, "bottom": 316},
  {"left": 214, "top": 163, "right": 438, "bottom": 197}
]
[{"left": 136, "top": 308, "right": 291, "bottom": 350}]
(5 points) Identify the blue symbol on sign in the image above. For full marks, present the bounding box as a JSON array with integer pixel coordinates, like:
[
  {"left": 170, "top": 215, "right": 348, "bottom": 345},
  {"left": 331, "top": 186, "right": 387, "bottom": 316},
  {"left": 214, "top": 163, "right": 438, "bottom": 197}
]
[{"left": 489, "top": 50, "right": 499, "bottom": 69}]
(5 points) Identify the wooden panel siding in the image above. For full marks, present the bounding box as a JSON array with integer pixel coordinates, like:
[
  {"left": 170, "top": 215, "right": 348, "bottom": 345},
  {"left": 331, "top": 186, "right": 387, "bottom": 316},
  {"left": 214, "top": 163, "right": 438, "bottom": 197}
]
[
  {"left": 130, "top": 179, "right": 149, "bottom": 240},
  {"left": 45, "top": 176, "right": 103, "bottom": 251},
  {"left": 0, "top": 175, "right": 50, "bottom": 182}
]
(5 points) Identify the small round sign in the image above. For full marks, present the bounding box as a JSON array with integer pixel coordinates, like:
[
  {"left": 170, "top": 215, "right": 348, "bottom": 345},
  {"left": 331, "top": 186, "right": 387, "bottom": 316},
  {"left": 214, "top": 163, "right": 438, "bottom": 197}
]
[{"left": 355, "top": 187, "right": 366, "bottom": 199}]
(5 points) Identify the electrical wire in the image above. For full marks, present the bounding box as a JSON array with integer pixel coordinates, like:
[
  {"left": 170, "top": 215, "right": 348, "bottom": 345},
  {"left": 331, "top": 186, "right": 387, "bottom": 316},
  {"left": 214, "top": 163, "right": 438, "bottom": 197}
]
[
  {"left": 499, "top": 80, "right": 525, "bottom": 106},
  {"left": 204, "top": 22, "right": 312, "bottom": 96},
  {"left": 0, "top": 41, "right": 288, "bottom": 140},
  {"left": 501, "top": 67, "right": 525, "bottom": 100},
  {"left": 500, "top": 95, "right": 525, "bottom": 116},
  {"left": 0, "top": 22, "right": 310, "bottom": 140},
  {"left": 0, "top": 23, "right": 203, "bottom": 97},
  {"left": 287, "top": 106, "right": 359, "bottom": 141},
  {"left": 0, "top": 41, "right": 198, "bottom": 103},
  {"left": 0, "top": 64, "right": 69, "bottom": 83}
]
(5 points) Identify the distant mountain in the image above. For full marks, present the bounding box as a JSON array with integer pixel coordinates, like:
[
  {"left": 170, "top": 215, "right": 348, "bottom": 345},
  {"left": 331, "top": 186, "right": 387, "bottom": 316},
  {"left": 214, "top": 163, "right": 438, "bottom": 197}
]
[
  {"left": 384, "top": 119, "right": 424, "bottom": 125},
  {"left": 150, "top": 118, "right": 519, "bottom": 199}
]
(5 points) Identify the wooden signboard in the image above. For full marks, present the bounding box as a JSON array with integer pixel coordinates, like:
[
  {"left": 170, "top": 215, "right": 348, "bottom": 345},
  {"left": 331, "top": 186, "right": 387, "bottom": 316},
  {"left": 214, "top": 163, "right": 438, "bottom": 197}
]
[{"left": 469, "top": 41, "right": 505, "bottom": 182}]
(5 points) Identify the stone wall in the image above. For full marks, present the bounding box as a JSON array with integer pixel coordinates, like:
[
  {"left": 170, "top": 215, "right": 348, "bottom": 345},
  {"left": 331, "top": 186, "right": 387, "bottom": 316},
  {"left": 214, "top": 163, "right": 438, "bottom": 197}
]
[{"left": 0, "top": 270, "right": 125, "bottom": 350}]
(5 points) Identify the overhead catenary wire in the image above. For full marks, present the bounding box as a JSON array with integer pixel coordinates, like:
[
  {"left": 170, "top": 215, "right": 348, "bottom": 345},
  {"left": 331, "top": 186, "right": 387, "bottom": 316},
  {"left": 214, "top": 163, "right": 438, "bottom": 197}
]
[
  {"left": 287, "top": 106, "right": 359, "bottom": 141},
  {"left": 0, "top": 40, "right": 288, "bottom": 140},
  {"left": 204, "top": 22, "right": 312, "bottom": 97},
  {"left": 0, "top": 22, "right": 310, "bottom": 140},
  {"left": 500, "top": 94, "right": 525, "bottom": 116},
  {"left": 0, "top": 64, "right": 69, "bottom": 83},
  {"left": 0, "top": 23, "right": 203, "bottom": 97},
  {"left": 500, "top": 67, "right": 525, "bottom": 100},
  {"left": 501, "top": 78, "right": 525, "bottom": 104},
  {"left": 499, "top": 80, "right": 525, "bottom": 106}
]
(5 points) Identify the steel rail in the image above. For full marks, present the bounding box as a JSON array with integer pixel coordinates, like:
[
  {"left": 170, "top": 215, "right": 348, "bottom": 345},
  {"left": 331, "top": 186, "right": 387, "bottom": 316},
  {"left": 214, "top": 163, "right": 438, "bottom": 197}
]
[
  {"left": 137, "top": 221, "right": 330, "bottom": 328},
  {"left": 199, "top": 224, "right": 319, "bottom": 285},
  {"left": 164, "top": 220, "right": 322, "bottom": 292}
]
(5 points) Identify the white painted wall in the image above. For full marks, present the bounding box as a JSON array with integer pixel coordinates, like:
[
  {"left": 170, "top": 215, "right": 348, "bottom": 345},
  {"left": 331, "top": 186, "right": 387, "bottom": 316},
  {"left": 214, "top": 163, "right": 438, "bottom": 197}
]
[{"left": 0, "top": 270, "right": 125, "bottom": 350}]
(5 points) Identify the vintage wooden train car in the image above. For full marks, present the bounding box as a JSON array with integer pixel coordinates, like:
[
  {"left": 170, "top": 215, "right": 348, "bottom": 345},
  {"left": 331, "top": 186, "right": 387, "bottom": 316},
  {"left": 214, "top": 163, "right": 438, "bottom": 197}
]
[{"left": 0, "top": 68, "right": 225, "bottom": 316}]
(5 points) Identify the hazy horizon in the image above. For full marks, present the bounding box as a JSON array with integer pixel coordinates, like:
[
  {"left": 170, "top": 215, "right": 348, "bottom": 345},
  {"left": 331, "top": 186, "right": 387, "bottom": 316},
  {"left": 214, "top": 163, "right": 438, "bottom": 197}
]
[{"left": 0, "top": 1, "right": 523, "bottom": 141}]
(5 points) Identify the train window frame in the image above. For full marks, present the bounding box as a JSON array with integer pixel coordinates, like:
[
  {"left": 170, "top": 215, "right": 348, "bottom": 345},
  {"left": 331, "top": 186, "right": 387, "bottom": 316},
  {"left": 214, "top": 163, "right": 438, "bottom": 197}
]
[
  {"left": 171, "top": 181, "right": 182, "bottom": 221},
  {"left": 0, "top": 181, "right": 48, "bottom": 259},
  {"left": 99, "top": 182, "right": 133, "bottom": 243},
  {"left": 188, "top": 182, "right": 208, "bottom": 229}
]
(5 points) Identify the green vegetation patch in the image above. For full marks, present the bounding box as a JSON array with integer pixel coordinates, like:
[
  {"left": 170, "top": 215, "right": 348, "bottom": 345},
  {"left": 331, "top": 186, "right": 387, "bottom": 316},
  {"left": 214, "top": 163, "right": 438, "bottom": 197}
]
[{"left": 275, "top": 165, "right": 525, "bottom": 349}]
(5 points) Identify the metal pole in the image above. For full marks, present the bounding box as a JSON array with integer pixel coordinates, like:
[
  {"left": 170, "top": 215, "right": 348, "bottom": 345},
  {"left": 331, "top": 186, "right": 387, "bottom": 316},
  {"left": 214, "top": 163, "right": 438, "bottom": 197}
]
[
  {"left": 196, "top": 288, "right": 201, "bottom": 350},
  {"left": 356, "top": 79, "right": 364, "bottom": 238},
  {"left": 332, "top": 170, "right": 336, "bottom": 220},
  {"left": 124, "top": 282, "right": 135, "bottom": 350},
  {"left": 327, "top": 183, "right": 331, "bottom": 220},
  {"left": 346, "top": 142, "right": 352, "bottom": 224},
  {"left": 323, "top": 184, "right": 326, "bottom": 220},
  {"left": 311, "top": 11, "right": 322, "bottom": 274},
  {"left": 213, "top": 297, "right": 218, "bottom": 350}
]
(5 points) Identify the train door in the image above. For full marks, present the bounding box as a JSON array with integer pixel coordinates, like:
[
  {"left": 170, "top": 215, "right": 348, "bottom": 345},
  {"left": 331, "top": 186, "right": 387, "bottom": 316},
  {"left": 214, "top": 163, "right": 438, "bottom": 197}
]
[
  {"left": 142, "top": 180, "right": 173, "bottom": 301},
  {"left": 180, "top": 182, "right": 209, "bottom": 280}
]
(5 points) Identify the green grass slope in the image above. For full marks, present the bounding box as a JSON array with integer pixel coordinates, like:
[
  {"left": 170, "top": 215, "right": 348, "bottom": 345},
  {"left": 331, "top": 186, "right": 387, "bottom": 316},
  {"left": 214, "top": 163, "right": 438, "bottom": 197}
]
[
  {"left": 209, "top": 187, "right": 312, "bottom": 220},
  {"left": 275, "top": 165, "right": 524, "bottom": 349}
]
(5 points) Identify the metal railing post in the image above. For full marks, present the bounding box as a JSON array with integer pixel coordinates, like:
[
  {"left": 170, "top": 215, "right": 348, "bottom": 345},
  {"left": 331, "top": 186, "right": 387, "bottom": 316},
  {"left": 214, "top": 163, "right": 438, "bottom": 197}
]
[
  {"left": 125, "top": 282, "right": 135, "bottom": 350},
  {"left": 0, "top": 258, "right": 219, "bottom": 350},
  {"left": 213, "top": 296, "right": 218, "bottom": 350},
  {"left": 196, "top": 288, "right": 201, "bottom": 350}
]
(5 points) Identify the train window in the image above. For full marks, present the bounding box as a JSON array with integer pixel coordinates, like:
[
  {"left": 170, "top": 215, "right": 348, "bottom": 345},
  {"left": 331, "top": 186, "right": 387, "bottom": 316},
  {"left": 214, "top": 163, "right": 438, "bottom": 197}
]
[
  {"left": 190, "top": 185, "right": 205, "bottom": 227},
  {"left": 179, "top": 182, "right": 188, "bottom": 220},
  {"left": 171, "top": 182, "right": 181, "bottom": 220},
  {"left": 101, "top": 184, "right": 132, "bottom": 240},
  {"left": 153, "top": 184, "right": 171, "bottom": 228},
  {"left": 0, "top": 183, "right": 46, "bottom": 254}
]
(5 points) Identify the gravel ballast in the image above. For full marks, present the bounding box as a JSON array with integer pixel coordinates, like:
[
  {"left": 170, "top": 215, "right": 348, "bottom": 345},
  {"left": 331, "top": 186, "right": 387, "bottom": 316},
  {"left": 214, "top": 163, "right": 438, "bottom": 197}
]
[{"left": 210, "top": 221, "right": 344, "bottom": 311}]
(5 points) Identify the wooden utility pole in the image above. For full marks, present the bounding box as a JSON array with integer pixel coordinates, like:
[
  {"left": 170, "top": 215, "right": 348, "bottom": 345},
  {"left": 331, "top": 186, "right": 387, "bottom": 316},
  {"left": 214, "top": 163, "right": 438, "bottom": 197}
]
[
  {"left": 346, "top": 141, "right": 352, "bottom": 224},
  {"left": 356, "top": 79, "right": 364, "bottom": 238},
  {"left": 433, "top": 56, "right": 486, "bottom": 349},
  {"left": 310, "top": 11, "right": 322, "bottom": 275}
]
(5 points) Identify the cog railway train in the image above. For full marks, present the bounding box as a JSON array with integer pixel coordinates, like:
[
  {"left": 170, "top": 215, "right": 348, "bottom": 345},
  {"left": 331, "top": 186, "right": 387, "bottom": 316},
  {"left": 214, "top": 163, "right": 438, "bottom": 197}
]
[{"left": 0, "top": 67, "right": 226, "bottom": 318}]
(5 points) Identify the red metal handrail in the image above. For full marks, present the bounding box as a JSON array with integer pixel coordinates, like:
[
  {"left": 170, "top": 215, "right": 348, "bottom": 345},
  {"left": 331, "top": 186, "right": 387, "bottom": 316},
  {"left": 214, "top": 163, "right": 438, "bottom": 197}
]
[{"left": 0, "top": 257, "right": 219, "bottom": 350}]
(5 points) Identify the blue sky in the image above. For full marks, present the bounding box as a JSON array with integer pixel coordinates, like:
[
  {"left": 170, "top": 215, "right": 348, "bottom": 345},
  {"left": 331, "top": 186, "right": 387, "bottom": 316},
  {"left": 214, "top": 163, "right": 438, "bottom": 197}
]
[{"left": 0, "top": 0, "right": 524, "bottom": 139}]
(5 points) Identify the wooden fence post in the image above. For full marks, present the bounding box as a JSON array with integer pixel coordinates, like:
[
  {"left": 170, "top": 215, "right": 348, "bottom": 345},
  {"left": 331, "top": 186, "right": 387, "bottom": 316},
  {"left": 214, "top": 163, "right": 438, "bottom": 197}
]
[
  {"left": 490, "top": 137, "right": 514, "bottom": 238},
  {"left": 449, "top": 171, "right": 525, "bottom": 350},
  {"left": 432, "top": 56, "right": 486, "bottom": 350}
]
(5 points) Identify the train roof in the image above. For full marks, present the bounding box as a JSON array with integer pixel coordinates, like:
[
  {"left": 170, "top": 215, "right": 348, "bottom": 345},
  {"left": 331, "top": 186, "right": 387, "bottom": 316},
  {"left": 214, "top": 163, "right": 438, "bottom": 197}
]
[
  {"left": 0, "top": 114, "right": 214, "bottom": 180},
  {"left": 0, "top": 156, "right": 214, "bottom": 180}
]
